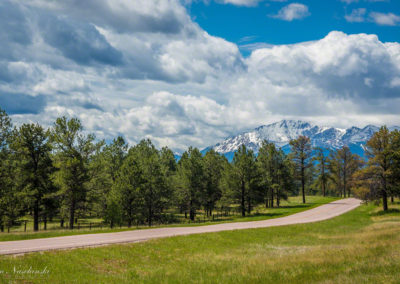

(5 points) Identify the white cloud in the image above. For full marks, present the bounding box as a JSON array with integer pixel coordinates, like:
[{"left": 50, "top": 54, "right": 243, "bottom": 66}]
[
  {"left": 369, "top": 12, "right": 400, "bottom": 26},
  {"left": 1, "top": 0, "right": 400, "bottom": 151},
  {"left": 345, "top": 8, "right": 367, "bottom": 22},
  {"left": 218, "top": 0, "right": 262, "bottom": 6},
  {"left": 344, "top": 9, "right": 400, "bottom": 26},
  {"left": 271, "top": 3, "right": 310, "bottom": 21}
]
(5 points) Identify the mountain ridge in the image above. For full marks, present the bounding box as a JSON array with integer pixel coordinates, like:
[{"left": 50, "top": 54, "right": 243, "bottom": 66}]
[{"left": 204, "top": 120, "right": 399, "bottom": 159}]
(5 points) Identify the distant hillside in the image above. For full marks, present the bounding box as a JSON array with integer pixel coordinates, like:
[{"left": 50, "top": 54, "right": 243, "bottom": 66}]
[{"left": 203, "top": 120, "right": 399, "bottom": 160}]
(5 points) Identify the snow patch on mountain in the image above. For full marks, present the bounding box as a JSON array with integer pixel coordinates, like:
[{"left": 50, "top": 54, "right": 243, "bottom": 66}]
[{"left": 210, "top": 120, "right": 399, "bottom": 155}]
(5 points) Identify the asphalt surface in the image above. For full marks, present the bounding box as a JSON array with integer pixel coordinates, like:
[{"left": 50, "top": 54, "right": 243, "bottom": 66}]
[{"left": 0, "top": 198, "right": 361, "bottom": 255}]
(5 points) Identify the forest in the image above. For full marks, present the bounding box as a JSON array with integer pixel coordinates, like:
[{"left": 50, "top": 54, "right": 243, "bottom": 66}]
[{"left": 0, "top": 108, "right": 399, "bottom": 232}]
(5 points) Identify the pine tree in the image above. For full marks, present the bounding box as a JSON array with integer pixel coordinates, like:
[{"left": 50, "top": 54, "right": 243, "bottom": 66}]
[
  {"left": 225, "top": 145, "right": 258, "bottom": 216},
  {"left": 175, "top": 147, "right": 204, "bottom": 221},
  {"left": 11, "top": 123, "right": 55, "bottom": 231},
  {"left": 289, "top": 136, "right": 312, "bottom": 203},
  {"left": 202, "top": 149, "right": 226, "bottom": 216},
  {"left": 330, "top": 146, "right": 361, "bottom": 198},
  {"left": 364, "top": 127, "right": 394, "bottom": 210},
  {"left": 132, "top": 139, "right": 171, "bottom": 226},
  {"left": 51, "top": 117, "right": 96, "bottom": 229},
  {"left": 313, "top": 147, "right": 330, "bottom": 197},
  {"left": 0, "top": 108, "right": 19, "bottom": 232}
]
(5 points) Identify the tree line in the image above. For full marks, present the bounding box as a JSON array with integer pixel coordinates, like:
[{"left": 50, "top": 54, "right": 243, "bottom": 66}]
[{"left": 0, "top": 108, "right": 399, "bottom": 231}]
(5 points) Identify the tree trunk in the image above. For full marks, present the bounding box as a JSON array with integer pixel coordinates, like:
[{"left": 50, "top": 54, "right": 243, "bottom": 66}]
[
  {"left": 270, "top": 188, "right": 274, "bottom": 208},
  {"left": 382, "top": 190, "right": 388, "bottom": 211},
  {"left": 44, "top": 217, "right": 47, "bottom": 230},
  {"left": 69, "top": 199, "right": 75, "bottom": 230},
  {"left": 148, "top": 205, "right": 152, "bottom": 227},
  {"left": 322, "top": 162, "right": 326, "bottom": 197},
  {"left": 241, "top": 181, "right": 246, "bottom": 217},
  {"left": 391, "top": 195, "right": 394, "bottom": 203},
  {"left": 277, "top": 190, "right": 280, "bottom": 207},
  {"left": 189, "top": 199, "right": 195, "bottom": 221},
  {"left": 33, "top": 199, "right": 39, "bottom": 232},
  {"left": 301, "top": 160, "right": 306, "bottom": 204}
]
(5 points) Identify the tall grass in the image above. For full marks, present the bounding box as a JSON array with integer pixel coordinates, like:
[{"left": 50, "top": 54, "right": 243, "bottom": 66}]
[{"left": 0, "top": 201, "right": 399, "bottom": 283}]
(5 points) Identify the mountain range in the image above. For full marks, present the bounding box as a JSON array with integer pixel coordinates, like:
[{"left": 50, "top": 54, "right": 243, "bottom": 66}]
[{"left": 202, "top": 120, "right": 399, "bottom": 160}]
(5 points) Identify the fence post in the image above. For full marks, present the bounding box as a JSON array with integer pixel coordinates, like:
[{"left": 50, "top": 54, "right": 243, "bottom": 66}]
[
  {"left": 24, "top": 221, "right": 27, "bottom": 232},
  {"left": 89, "top": 223, "right": 92, "bottom": 230}
]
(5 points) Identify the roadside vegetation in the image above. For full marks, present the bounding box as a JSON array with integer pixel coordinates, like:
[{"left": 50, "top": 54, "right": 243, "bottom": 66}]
[
  {"left": 0, "top": 202, "right": 399, "bottom": 283},
  {"left": 0, "top": 107, "right": 399, "bottom": 235},
  {"left": 0, "top": 196, "right": 337, "bottom": 242}
]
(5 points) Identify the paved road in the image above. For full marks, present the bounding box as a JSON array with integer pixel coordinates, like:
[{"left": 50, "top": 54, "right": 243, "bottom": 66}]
[{"left": 0, "top": 198, "right": 361, "bottom": 255}]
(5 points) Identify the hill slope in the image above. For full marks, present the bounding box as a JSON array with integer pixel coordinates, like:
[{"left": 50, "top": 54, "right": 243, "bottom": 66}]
[{"left": 206, "top": 120, "right": 399, "bottom": 159}]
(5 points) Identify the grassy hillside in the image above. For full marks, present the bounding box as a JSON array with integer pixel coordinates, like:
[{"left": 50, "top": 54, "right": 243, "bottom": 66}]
[{"left": 0, "top": 201, "right": 399, "bottom": 283}]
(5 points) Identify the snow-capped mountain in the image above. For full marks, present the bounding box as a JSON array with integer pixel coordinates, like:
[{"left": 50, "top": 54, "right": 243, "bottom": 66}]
[{"left": 206, "top": 120, "right": 399, "bottom": 158}]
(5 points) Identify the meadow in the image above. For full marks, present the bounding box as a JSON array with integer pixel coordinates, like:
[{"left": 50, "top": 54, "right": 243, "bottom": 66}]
[
  {"left": 0, "top": 200, "right": 399, "bottom": 283},
  {"left": 0, "top": 196, "right": 336, "bottom": 242}
]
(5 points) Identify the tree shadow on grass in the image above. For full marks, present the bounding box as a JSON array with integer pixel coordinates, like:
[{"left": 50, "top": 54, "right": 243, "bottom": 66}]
[
  {"left": 278, "top": 204, "right": 311, "bottom": 209},
  {"left": 371, "top": 208, "right": 400, "bottom": 216},
  {"left": 250, "top": 212, "right": 283, "bottom": 218}
]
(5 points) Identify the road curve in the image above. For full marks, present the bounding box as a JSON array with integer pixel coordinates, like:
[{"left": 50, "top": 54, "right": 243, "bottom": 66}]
[{"left": 0, "top": 198, "right": 361, "bottom": 255}]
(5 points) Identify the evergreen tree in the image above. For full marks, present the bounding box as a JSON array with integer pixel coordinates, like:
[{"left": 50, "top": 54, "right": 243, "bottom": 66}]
[
  {"left": 175, "top": 147, "right": 204, "bottom": 221},
  {"left": 361, "top": 127, "right": 396, "bottom": 210},
  {"left": 289, "top": 136, "right": 312, "bottom": 203},
  {"left": 329, "top": 146, "right": 361, "bottom": 198},
  {"left": 111, "top": 150, "right": 143, "bottom": 227},
  {"left": 88, "top": 137, "right": 127, "bottom": 219},
  {"left": 258, "top": 141, "right": 294, "bottom": 207},
  {"left": 224, "top": 145, "right": 258, "bottom": 216},
  {"left": 202, "top": 149, "right": 226, "bottom": 216},
  {"left": 313, "top": 147, "right": 330, "bottom": 197},
  {"left": 132, "top": 139, "right": 171, "bottom": 226},
  {"left": 51, "top": 117, "right": 96, "bottom": 229},
  {"left": 390, "top": 130, "right": 400, "bottom": 201},
  {"left": 11, "top": 123, "right": 55, "bottom": 231},
  {"left": 0, "top": 108, "right": 19, "bottom": 232}
]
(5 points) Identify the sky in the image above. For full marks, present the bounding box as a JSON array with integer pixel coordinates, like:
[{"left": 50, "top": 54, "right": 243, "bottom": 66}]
[{"left": 1, "top": 0, "right": 400, "bottom": 152}]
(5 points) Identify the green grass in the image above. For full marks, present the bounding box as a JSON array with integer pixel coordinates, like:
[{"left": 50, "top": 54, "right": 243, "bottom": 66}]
[
  {"left": 0, "top": 196, "right": 337, "bottom": 242},
  {"left": 0, "top": 200, "right": 399, "bottom": 283}
]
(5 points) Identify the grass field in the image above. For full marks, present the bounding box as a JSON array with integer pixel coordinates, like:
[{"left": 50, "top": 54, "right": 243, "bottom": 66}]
[
  {"left": 0, "top": 195, "right": 337, "bottom": 242},
  {"left": 0, "top": 200, "right": 399, "bottom": 283}
]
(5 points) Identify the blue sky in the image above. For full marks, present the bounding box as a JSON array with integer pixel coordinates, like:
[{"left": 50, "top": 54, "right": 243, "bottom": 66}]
[
  {"left": 187, "top": 0, "right": 400, "bottom": 51},
  {"left": 1, "top": 0, "right": 400, "bottom": 151}
]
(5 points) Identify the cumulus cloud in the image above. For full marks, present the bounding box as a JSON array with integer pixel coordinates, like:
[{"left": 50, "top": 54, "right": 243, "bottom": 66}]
[
  {"left": 1, "top": 0, "right": 400, "bottom": 152},
  {"left": 369, "top": 12, "right": 400, "bottom": 26},
  {"left": 24, "top": 0, "right": 190, "bottom": 34},
  {"left": 271, "top": 3, "right": 310, "bottom": 21},
  {"left": 345, "top": 8, "right": 367, "bottom": 22},
  {"left": 39, "top": 15, "right": 123, "bottom": 66},
  {"left": 344, "top": 9, "right": 400, "bottom": 26},
  {"left": 0, "top": 92, "right": 46, "bottom": 114}
]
